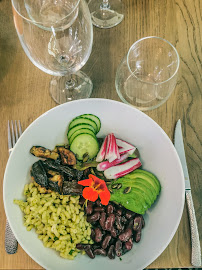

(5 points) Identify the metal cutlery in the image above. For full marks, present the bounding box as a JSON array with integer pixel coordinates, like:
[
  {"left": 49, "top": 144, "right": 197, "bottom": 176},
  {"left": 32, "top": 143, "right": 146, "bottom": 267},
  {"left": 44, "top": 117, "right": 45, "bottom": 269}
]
[
  {"left": 5, "top": 120, "right": 22, "bottom": 254},
  {"left": 174, "top": 119, "right": 201, "bottom": 267}
]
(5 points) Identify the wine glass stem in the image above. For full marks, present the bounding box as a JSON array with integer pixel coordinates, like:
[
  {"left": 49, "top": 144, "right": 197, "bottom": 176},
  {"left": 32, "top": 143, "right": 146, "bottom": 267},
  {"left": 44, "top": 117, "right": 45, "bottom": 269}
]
[
  {"left": 100, "top": 0, "right": 110, "bottom": 9},
  {"left": 65, "top": 75, "right": 76, "bottom": 89},
  {"left": 65, "top": 75, "right": 76, "bottom": 99}
]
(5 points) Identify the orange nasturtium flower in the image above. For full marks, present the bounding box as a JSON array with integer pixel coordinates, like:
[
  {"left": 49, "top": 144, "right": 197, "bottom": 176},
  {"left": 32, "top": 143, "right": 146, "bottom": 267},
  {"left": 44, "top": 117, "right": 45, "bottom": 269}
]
[{"left": 78, "top": 174, "right": 110, "bottom": 205}]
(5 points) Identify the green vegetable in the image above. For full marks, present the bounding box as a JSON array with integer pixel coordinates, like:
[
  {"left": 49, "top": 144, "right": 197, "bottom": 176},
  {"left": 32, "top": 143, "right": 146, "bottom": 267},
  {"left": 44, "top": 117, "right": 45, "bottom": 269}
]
[
  {"left": 67, "top": 114, "right": 101, "bottom": 160},
  {"left": 78, "top": 114, "right": 101, "bottom": 133},
  {"left": 67, "top": 123, "right": 96, "bottom": 140},
  {"left": 109, "top": 169, "right": 161, "bottom": 215},
  {"left": 69, "top": 249, "right": 74, "bottom": 255},
  {"left": 69, "top": 128, "right": 96, "bottom": 145},
  {"left": 73, "top": 160, "right": 98, "bottom": 171},
  {"left": 68, "top": 117, "right": 98, "bottom": 134},
  {"left": 70, "top": 133, "right": 99, "bottom": 160}
]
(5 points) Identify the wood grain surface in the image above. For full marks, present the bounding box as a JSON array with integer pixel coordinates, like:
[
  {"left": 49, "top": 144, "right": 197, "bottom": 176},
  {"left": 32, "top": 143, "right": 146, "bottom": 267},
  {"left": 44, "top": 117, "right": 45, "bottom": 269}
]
[{"left": 0, "top": 0, "right": 201, "bottom": 269}]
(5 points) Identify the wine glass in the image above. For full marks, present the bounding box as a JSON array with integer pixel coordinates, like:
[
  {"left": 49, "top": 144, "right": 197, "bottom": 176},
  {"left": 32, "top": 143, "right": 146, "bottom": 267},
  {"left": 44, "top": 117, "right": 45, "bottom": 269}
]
[
  {"left": 88, "top": 0, "right": 124, "bottom": 28},
  {"left": 115, "top": 36, "right": 180, "bottom": 111},
  {"left": 11, "top": 0, "right": 93, "bottom": 104}
]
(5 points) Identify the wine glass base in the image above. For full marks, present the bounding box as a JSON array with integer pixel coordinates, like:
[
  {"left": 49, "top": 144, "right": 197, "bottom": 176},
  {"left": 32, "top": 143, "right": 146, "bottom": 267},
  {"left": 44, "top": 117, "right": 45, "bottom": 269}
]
[
  {"left": 91, "top": 9, "right": 124, "bottom": 28},
  {"left": 50, "top": 71, "right": 93, "bottom": 104},
  {"left": 89, "top": 0, "right": 124, "bottom": 28}
]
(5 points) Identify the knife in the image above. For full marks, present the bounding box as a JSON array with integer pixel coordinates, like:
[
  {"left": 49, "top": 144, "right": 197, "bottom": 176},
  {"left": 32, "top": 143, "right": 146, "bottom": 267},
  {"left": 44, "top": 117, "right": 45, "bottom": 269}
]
[{"left": 174, "top": 119, "right": 201, "bottom": 267}]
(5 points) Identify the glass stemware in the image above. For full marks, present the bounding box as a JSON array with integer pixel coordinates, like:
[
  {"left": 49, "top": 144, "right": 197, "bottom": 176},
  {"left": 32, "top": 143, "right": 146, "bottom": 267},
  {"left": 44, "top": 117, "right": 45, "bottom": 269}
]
[
  {"left": 88, "top": 0, "right": 124, "bottom": 28},
  {"left": 12, "top": 0, "right": 93, "bottom": 104},
  {"left": 115, "top": 36, "right": 180, "bottom": 111}
]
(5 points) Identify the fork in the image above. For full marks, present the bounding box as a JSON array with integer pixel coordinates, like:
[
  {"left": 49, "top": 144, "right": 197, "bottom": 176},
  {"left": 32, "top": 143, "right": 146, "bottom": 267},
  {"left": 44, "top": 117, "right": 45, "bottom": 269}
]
[{"left": 5, "top": 120, "right": 22, "bottom": 254}]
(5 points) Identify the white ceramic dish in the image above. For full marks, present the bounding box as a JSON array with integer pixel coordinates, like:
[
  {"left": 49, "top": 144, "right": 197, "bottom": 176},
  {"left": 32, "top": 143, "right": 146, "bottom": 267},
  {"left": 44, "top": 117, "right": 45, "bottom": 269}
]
[{"left": 3, "top": 98, "right": 185, "bottom": 270}]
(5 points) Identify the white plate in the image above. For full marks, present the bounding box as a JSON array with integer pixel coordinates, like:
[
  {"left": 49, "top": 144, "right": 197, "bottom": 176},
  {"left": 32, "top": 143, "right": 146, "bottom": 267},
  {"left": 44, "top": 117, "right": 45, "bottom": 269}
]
[{"left": 3, "top": 98, "right": 185, "bottom": 270}]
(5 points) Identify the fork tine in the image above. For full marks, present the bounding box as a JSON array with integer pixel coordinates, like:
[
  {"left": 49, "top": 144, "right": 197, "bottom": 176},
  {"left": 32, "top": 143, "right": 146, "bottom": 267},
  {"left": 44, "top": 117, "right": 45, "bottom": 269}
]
[
  {"left": 18, "top": 120, "right": 22, "bottom": 136},
  {"left": 8, "top": 121, "right": 12, "bottom": 150},
  {"left": 14, "top": 121, "right": 19, "bottom": 141},
  {"left": 11, "top": 120, "right": 16, "bottom": 147},
  {"left": 8, "top": 120, "right": 23, "bottom": 156}
]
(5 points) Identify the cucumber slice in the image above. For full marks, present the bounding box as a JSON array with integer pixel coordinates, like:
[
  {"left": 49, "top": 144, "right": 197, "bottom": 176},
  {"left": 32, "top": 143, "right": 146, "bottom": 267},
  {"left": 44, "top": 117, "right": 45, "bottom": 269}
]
[
  {"left": 79, "top": 114, "right": 101, "bottom": 133},
  {"left": 69, "top": 117, "right": 98, "bottom": 134},
  {"left": 69, "top": 128, "right": 96, "bottom": 145},
  {"left": 67, "top": 123, "right": 96, "bottom": 139},
  {"left": 70, "top": 133, "right": 99, "bottom": 160}
]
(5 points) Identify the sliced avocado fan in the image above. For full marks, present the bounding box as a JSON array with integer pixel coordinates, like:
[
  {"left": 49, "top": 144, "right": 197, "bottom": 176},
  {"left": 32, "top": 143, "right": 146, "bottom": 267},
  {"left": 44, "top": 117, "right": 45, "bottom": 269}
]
[{"left": 109, "top": 169, "right": 161, "bottom": 215}]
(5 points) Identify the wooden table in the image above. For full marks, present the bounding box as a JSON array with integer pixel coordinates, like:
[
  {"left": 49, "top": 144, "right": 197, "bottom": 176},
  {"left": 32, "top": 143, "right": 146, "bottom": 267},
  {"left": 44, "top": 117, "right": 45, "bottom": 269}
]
[{"left": 0, "top": 0, "right": 201, "bottom": 269}]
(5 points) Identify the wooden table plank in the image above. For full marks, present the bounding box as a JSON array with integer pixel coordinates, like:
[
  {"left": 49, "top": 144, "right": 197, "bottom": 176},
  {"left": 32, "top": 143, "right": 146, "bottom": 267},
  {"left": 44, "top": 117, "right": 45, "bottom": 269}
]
[{"left": 0, "top": 0, "right": 201, "bottom": 269}]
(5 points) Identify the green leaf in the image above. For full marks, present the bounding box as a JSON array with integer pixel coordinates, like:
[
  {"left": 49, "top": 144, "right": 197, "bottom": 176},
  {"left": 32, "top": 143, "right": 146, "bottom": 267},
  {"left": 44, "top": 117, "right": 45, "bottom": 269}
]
[{"left": 73, "top": 160, "right": 98, "bottom": 171}]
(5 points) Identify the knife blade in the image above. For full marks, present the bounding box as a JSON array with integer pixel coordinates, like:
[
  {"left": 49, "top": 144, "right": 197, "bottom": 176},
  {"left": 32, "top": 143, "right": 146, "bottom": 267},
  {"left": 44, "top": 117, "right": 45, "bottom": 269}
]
[{"left": 174, "top": 119, "right": 201, "bottom": 267}]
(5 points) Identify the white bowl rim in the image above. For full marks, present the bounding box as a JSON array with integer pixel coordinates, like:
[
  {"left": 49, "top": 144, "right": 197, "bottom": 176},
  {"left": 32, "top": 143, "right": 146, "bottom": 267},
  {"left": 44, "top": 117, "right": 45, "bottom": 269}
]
[{"left": 3, "top": 98, "right": 185, "bottom": 270}]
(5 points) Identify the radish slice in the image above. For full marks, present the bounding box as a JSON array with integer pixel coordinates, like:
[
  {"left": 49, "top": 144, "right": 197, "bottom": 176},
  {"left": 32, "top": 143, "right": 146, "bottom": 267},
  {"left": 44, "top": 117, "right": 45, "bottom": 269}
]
[
  {"left": 96, "top": 135, "right": 108, "bottom": 162},
  {"left": 105, "top": 134, "right": 112, "bottom": 160},
  {"left": 116, "top": 138, "right": 136, "bottom": 155},
  {"left": 108, "top": 134, "right": 120, "bottom": 162},
  {"left": 104, "top": 158, "right": 142, "bottom": 179},
  {"left": 116, "top": 138, "right": 136, "bottom": 150},
  {"left": 97, "top": 153, "right": 129, "bottom": 171},
  {"left": 105, "top": 133, "right": 120, "bottom": 162},
  {"left": 118, "top": 147, "right": 136, "bottom": 155}
]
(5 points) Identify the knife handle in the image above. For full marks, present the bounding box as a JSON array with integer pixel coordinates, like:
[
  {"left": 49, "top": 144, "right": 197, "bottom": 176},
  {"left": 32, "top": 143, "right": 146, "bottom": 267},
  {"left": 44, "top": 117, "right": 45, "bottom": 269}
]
[
  {"left": 5, "top": 219, "right": 18, "bottom": 254},
  {"left": 186, "top": 190, "right": 202, "bottom": 267}
]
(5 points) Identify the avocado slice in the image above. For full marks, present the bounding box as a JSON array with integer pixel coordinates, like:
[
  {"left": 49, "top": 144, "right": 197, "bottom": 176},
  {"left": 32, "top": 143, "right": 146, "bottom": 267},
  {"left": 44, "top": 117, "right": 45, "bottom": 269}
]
[
  {"left": 129, "top": 182, "right": 154, "bottom": 205},
  {"left": 110, "top": 181, "right": 150, "bottom": 214},
  {"left": 110, "top": 190, "right": 147, "bottom": 215},
  {"left": 109, "top": 169, "right": 161, "bottom": 215},
  {"left": 117, "top": 178, "right": 156, "bottom": 203},
  {"left": 138, "top": 169, "right": 161, "bottom": 191},
  {"left": 122, "top": 170, "right": 160, "bottom": 195},
  {"left": 129, "top": 188, "right": 152, "bottom": 208},
  {"left": 131, "top": 178, "right": 156, "bottom": 203}
]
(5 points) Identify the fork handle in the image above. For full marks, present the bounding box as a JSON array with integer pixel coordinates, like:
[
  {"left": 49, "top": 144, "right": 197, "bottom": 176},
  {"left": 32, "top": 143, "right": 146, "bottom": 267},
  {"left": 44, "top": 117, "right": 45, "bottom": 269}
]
[
  {"left": 186, "top": 190, "right": 202, "bottom": 267},
  {"left": 5, "top": 219, "right": 18, "bottom": 254}
]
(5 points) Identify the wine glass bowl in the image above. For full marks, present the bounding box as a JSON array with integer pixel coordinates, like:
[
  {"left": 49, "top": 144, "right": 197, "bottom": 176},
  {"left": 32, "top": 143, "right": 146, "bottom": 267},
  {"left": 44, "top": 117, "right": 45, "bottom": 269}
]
[
  {"left": 12, "top": 0, "right": 93, "bottom": 104},
  {"left": 115, "top": 36, "right": 180, "bottom": 111},
  {"left": 23, "top": 0, "right": 80, "bottom": 30}
]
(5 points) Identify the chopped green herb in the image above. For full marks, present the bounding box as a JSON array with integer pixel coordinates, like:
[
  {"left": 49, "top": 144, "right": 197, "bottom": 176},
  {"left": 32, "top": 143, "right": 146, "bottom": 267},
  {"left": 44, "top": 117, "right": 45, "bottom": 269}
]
[{"left": 69, "top": 249, "right": 74, "bottom": 255}]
